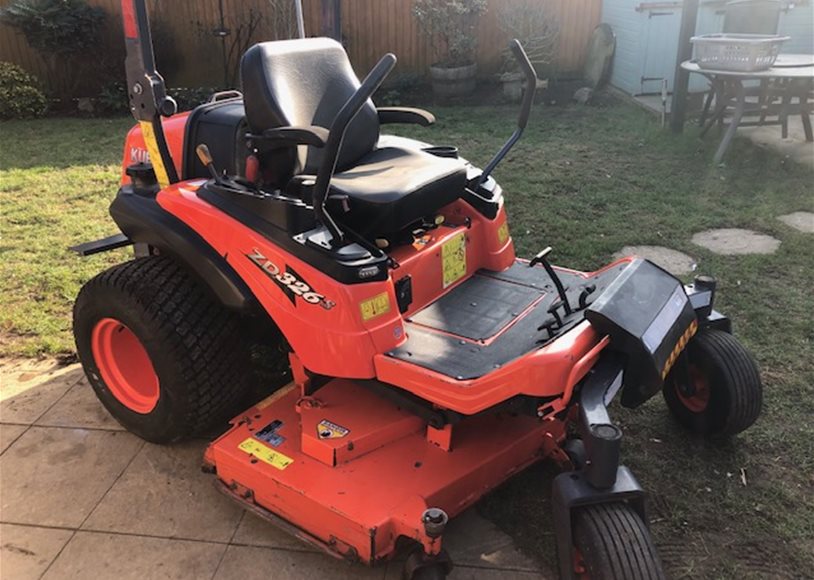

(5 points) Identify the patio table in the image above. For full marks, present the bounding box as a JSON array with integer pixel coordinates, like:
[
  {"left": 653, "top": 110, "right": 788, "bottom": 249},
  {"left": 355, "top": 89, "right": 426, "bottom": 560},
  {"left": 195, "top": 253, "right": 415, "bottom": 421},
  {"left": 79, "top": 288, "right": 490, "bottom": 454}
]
[{"left": 682, "top": 55, "right": 814, "bottom": 163}]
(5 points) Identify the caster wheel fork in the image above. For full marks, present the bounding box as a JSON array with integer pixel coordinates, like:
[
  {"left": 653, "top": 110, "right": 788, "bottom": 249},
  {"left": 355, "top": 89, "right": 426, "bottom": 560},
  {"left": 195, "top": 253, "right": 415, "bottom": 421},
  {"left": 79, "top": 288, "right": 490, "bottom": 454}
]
[{"left": 402, "top": 508, "right": 453, "bottom": 580}]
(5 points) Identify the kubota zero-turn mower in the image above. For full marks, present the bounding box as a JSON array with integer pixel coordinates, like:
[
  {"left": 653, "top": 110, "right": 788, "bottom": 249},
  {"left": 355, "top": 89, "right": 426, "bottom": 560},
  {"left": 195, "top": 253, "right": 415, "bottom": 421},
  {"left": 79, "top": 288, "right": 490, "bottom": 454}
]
[{"left": 72, "top": 2, "right": 763, "bottom": 578}]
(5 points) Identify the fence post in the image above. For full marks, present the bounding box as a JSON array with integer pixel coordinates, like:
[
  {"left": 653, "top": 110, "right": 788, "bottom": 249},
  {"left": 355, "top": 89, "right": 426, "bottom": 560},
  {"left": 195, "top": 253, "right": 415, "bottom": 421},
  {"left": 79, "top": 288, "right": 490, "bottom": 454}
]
[{"left": 670, "top": 0, "right": 699, "bottom": 133}]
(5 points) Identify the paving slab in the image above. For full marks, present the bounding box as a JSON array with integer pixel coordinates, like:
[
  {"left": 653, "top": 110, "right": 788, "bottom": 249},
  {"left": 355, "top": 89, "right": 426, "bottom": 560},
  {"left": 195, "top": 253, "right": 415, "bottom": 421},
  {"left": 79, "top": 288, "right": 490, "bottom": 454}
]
[
  {"left": 83, "top": 439, "right": 243, "bottom": 542},
  {"left": 691, "top": 228, "right": 781, "bottom": 255},
  {"left": 384, "top": 562, "right": 545, "bottom": 579},
  {"left": 777, "top": 211, "right": 814, "bottom": 234},
  {"left": 214, "top": 544, "right": 386, "bottom": 580},
  {"left": 0, "top": 365, "right": 82, "bottom": 425},
  {"left": 0, "top": 358, "right": 72, "bottom": 375},
  {"left": 740, "top": 116, "right": 814, "bottom": 170},
  {"left": 232, "top": 510, "right": 319, "bottom": 551},
  {"left": 0, "top": 523, "right": 73, "bottom": 580},
  {"left": 441, "top": 509, "right": 541, "bottom": 572},
  {"left": 0, "top": 426, "right": 142, "bottom": 527},
  {"left": 0, "top": 423, "right": 27, "bottom": 455},
  {"left": 42, "top": 531, "right": 225, "bottom": 580},
  {"left": 36, "top": 377, "right": 123, "bottom": 431},
  {"left": 612, "top": 246, "right": 696, "bottom": 276}
]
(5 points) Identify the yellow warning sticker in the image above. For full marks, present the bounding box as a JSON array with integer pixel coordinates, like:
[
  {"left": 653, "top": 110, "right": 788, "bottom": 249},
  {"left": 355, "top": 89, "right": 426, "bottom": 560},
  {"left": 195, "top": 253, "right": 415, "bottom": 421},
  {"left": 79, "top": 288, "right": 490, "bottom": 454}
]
[
  {"left": 497, "top": 222, "right": 510, "bottom": 245},
  {"left": 317, "top": 419, "right": 350, "bottom": 439},
  {"left": 442, "top": 232, "right": 467, "bottom": 288},
  {"left": 238, "top": 437, "right": 293, "bottom": 470},
  {"left": 360, "top": 292, "right": 391, "bottom": 322},
  {"left": 138, "top": 121, "right": 170, "bottom": 189}
]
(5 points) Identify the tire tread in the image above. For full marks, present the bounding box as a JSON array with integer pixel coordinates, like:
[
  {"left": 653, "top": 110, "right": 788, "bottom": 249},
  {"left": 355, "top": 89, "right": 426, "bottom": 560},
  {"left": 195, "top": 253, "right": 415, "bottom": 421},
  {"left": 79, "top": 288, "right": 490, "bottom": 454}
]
[{"left": 75, "top": 257, "right": 252, "bottom": 441}]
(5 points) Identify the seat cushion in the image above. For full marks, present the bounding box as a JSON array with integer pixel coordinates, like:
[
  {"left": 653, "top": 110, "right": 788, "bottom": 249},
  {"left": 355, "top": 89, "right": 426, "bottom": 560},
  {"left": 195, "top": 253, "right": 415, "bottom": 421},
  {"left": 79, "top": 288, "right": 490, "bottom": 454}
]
[
  {"left": 241, "top": 38, "right": 379, "bottom": 176},
  {"left": 327, "top": 147, "right": 467, "bottom": 236}
]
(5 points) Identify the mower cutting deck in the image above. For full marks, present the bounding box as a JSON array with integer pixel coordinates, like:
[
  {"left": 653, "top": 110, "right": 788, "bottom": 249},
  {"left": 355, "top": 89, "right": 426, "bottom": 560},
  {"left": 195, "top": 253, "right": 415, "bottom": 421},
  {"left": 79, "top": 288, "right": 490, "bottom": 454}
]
[{"left": 70, "top": 2, "right": 764, "bottom": 579}]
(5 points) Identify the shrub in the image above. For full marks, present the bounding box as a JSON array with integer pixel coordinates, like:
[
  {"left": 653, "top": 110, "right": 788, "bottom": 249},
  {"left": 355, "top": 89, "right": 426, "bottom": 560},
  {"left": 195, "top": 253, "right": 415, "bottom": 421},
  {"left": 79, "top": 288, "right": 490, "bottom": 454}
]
[
  {"left": 0, "top": 0, "right": 106, "bottom": 56},
  {"left": 0, "top": 0, "right": 107, "bottom": 97},
  {"left": 497, "top": 0, "right": 559, "bottom": 76},
  {"left": 0, "top": 62, "right": 47, "bottom": 119},
  {"left": 413, "top": 0, "right": 487, "bottom": 68},
  {"left": 169, "top": 87, "right": 221, "bottom": 111},
  {"left": 95, "top": 82, "right": 129, "bottom": 116}
]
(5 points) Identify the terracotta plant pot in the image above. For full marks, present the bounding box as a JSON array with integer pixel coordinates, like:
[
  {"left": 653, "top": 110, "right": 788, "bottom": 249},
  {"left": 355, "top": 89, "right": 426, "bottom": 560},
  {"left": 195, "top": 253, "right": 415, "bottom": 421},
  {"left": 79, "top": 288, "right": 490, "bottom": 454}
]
[{"left": 429, "top": 63, "right": 477, "bottom": 97}]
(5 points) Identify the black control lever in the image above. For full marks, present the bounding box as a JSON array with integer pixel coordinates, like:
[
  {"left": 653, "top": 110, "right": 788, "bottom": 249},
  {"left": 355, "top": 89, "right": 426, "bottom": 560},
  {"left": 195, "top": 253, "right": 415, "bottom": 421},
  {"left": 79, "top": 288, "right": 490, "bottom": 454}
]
[
  {"left": 476, "top": 39, "right": 537, "bottom": 188},
  {"left": 530, "top": 247, "right": 572, "bottom": 316},
  {"left": 312, "top": 53, "right": 397, "bottom": 245},
  {"left": 196, "top": 144, "right": 221, "bottom": 182}
]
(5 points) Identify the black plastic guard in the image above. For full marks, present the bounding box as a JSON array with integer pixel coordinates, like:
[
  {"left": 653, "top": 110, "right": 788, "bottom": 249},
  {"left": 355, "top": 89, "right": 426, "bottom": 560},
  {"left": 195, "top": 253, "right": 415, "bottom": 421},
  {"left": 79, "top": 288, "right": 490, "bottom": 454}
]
[
  {"left": 551, "top": 466, "right": 646, "bottom": 580},
  {"left": 585, "top": 259, "right": 697, "bottom": 408},
  {"left": 109, "top": 187, "right": 257, "bottom": 313}
]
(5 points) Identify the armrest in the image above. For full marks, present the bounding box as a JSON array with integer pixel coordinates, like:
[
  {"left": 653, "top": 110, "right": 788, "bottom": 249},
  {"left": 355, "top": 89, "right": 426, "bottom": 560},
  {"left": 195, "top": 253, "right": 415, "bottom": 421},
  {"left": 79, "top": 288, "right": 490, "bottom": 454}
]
[
  {"left": 258, "top": 125, "right": 329, "bottom": 148},
  {"left": 376, "top": 107, "right": 435, "bottom": 127}
]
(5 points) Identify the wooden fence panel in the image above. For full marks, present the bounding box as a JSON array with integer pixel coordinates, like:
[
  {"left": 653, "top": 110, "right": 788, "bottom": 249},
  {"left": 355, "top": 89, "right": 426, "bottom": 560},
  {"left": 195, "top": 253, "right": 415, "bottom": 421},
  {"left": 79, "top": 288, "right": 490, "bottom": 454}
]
[{"left": 0, "top": 0, "right": 601, "bottom": 93}]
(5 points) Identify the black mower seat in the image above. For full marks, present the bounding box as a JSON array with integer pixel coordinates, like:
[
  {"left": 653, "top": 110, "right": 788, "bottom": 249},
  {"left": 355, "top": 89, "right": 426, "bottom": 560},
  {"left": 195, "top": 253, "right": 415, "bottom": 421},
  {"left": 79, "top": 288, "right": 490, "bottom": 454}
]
[
  {"left": 241, "top": 37, "right": 467, "bottom": 237},
  {"left": 328, "top": 146, "right": 466, "bottom": 236}
]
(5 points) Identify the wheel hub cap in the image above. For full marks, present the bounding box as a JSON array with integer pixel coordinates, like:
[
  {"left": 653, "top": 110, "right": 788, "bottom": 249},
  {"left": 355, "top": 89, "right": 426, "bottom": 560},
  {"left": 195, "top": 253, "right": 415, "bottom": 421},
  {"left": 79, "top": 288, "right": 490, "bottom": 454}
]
[{"left": 91, "top": 318, "right": 159, "bottom": 414}]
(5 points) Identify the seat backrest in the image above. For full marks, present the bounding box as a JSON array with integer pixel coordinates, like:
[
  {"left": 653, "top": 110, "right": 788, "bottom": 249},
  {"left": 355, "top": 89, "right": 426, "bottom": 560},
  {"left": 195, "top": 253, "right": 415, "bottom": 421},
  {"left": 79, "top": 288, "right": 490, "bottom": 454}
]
[
  {"left": 723, "top": 0, "right": 782, "bottom": 34},
  {"left": 241, "top": 38, "right": 379, "bottom": 180}
]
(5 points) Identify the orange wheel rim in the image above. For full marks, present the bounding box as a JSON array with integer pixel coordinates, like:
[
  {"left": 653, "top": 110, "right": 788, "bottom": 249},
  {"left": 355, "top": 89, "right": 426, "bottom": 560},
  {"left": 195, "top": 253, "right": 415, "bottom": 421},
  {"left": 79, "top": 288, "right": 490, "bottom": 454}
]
[
  {"left": 573, "top": 546, "right": 590, "bottom": 579},
  {"left": 91, "top": 318, "right": 159, "bottom": 414},
  {"left": 676, "top": 364, "right": 710, "bottom": 413}
]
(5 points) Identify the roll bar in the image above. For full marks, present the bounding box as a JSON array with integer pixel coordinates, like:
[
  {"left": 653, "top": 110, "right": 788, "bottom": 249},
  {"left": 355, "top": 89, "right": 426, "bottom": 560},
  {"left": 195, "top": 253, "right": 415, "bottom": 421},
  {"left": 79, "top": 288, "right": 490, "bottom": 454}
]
[
  {"left": 120, "top": 0, "right": 178, "bottom": 188},
  {"left": 312, "top": 53, "right": 397, "bottom": 244},
  {"left": 477, "top": 39, "right": 538, "bottom": 188}
]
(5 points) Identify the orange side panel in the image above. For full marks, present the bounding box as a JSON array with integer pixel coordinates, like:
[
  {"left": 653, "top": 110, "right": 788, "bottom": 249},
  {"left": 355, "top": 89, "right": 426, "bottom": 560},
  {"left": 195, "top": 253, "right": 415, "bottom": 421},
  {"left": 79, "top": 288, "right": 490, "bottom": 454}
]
[
  {"left": 156, "top": 182, "right": 401, "bottom": 378},
  {"left": 120, "top": 112, "right": 190, "bottom": 185}
]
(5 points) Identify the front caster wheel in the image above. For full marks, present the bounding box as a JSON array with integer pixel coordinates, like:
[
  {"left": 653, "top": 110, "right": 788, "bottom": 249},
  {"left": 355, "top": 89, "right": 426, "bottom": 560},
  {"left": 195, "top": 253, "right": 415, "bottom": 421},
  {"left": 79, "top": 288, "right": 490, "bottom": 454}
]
[
  {"left": 403, "top": 548, "right": 452, "bottom": 580},
  {"left": 663, "top": 328, "right": 762, "bottom": 437},
  {"left": 573, "top": 503, "right": 665, "bottom": 580}
]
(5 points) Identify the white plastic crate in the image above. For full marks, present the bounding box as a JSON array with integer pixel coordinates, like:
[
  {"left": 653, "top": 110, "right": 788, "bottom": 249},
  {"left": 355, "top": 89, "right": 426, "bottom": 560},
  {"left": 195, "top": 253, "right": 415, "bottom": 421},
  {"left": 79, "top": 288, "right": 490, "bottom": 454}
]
[{"left": 691, "top": 34, "right": 790, "bottom": 72}]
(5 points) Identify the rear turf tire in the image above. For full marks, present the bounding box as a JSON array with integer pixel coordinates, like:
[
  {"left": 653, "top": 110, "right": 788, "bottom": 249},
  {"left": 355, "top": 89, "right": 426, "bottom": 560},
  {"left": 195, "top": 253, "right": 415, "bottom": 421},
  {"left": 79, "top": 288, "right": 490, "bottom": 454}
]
[
  {"left": 663, "top": 328, "right": 762, "bottom": 437},
  {"left": 573, "top": 503, "right": 665, "bottom": 580},
  {"left": 73, "top": 256, "right": 253, "bottom": 443}
]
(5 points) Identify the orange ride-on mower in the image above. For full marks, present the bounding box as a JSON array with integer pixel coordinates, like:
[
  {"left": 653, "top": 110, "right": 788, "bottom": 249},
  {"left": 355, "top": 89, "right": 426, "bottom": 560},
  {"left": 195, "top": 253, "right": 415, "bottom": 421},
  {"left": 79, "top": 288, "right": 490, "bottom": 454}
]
[{"left": 71, "top": 2, "right": 763, "bottom": 578}]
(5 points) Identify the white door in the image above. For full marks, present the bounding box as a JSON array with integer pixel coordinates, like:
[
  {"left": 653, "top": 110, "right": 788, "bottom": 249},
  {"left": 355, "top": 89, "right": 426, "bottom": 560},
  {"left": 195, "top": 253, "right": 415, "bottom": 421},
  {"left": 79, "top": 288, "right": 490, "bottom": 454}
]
[{"left": 640, "top": 8, "right": 682, "bottom": 94}]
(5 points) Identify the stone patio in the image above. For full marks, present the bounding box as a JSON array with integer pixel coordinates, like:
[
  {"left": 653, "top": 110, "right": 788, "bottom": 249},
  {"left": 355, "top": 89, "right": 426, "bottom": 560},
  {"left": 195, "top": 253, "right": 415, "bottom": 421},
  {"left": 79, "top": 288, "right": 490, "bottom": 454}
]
[{"left": 0, "top": 359, "right": 551, "bottom": 580}]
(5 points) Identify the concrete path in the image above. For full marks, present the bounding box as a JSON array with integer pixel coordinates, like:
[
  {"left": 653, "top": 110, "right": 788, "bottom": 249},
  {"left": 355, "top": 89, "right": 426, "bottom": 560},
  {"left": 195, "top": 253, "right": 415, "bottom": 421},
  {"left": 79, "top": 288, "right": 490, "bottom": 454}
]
[
  {"left": 739, "top": 116, "right": 814, "bottom": 170},
  {"left": 0, "top": 359, "right": 551, "bottom": 580}
]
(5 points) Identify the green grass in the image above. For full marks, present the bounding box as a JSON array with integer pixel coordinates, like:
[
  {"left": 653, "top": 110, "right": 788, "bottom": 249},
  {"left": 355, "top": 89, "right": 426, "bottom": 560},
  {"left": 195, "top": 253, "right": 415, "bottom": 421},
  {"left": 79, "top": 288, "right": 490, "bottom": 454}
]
[{"left": 1, "top": 101, "right": 812, "bottom": 577}]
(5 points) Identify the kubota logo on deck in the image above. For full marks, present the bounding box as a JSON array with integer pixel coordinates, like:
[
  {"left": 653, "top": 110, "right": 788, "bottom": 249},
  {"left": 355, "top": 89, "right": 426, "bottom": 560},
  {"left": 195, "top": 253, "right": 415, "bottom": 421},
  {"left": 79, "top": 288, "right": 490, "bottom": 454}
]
[{"left": 247, "top": 249, "right": 335, "bottom": 310}]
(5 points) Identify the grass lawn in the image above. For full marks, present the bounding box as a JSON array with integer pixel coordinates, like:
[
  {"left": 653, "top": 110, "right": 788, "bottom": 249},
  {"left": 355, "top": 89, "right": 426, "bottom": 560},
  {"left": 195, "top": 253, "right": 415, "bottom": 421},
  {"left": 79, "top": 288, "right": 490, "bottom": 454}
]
[{"left": 1, "top": 100, "right": 812, "bottom": 577}]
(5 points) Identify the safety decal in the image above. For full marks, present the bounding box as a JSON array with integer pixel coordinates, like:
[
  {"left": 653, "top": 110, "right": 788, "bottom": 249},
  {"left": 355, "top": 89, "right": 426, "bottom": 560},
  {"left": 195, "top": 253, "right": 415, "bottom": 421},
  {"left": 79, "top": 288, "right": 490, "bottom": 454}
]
[
  {"left": 238, "top": 438, "right": 293, "bottom": 470},
  {"left": 317, "top": 419, "right": 350, "bottom": 440},
  {"left": 442, "top": 232, "right": 467, "bottom": 288},
  {"left": 138, "top": 121, "right": 170, "bottom": 188},
  {"left": 254, "top": 419, "right": 286, "bottom": 448},
  {"left": 360, "top": 292, "right": 391, "bottom": 322},
  {"left": 497, "top": 222, "right": 510, "bottom": 245},
  {"left": 247, "top": 249, "right": 335, "bottom": 310},
  {"left": 661, "top": 319, "right": 699, "bottom": 379}
]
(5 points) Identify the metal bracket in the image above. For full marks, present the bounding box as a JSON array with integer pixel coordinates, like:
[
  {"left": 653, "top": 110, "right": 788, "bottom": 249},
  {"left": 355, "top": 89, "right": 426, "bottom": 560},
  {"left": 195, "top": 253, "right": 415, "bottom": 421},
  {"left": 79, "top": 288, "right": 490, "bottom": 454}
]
[
  {"left": 578, "top": 355, "right": 624, "bottom": 489},
  {"left": 69, "top": 233, "right": 132, "bottom": 256},
  {"left": 551, "top": 466, "right": 646, "bottom": 580}
]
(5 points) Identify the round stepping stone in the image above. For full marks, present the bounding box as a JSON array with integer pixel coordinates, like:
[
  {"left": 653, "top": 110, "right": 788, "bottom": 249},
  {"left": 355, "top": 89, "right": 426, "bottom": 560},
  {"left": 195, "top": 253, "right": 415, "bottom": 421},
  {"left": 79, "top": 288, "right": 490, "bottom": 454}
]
[
  {"left": 777, "top": 211, "right": 814, "bottom": 233},
  {"left": 691, "top": 228, "right": 780, "bottom": 255},
  {"left": 613, "top": 246, "right": 697, "bottom": 275}
]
